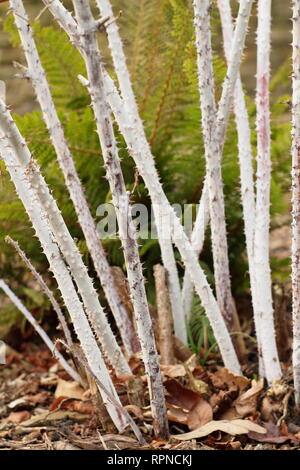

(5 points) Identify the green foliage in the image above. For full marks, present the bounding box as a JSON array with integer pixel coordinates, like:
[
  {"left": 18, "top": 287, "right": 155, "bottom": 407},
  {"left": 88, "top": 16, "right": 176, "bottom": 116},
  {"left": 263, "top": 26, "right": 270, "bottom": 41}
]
[
  {"left": 0, "top": 1, "right": 292, "bottom": 341},
  {"left": 0, "top": 282, "right": 50, "bottom": 338},
  {"left": 0, "top": 302, "right": 20, "bottom": 338},
  {"left": 187, "top": 294, "right": 215, "bottom": 357}
]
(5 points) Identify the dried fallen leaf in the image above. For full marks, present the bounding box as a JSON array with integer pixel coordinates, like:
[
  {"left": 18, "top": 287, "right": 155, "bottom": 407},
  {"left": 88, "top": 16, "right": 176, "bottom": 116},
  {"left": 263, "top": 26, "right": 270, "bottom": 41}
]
[
  {"left": 210, "top": 369, "right": 250, "bottom": 392},
  {"left": 172, "top": 419, "right": 266, "bottom": 440},
  {"left": 125, "top": 405, "right": 144, "bottom": 421},
  {"left": 165, "top": 379, "right": 201, "bottom": 410},
  {"left": 187, "top": 398, "right": 213, "bottom": 431},
  {"left": 4, "top": 411, "right": 31, "bottom": 424},
  {"left": 260, "top": 381, "right": 291, "bottom": 421},
  {"left": 203, "top": 436, "right": 242, "bottom": 450},
  {"left": 210, "top": 389, "right": 237, "bottom": 415},
  {"left": 26, "top": 391, "right": 50, "bottom": 405},
  {"left": 235, "top": 379, "right": 264, "bottom": 417},
  {"left": 249, "top": 421, "right": 296, "bottom": 444},
  {"left": 54, "top": 379, "right": 84, "bottom": 400},
  {"left": 166, "top": 403, "right": 188, "bottom": 425},
  {"left": 66, "top": 400, "right": 94, "bottom": 414},
  {"left": 160, "top": 364, "right": 186, "bottom": 378},
  {"left": 221, "top": 379, "right": 264, "bottom": 420},
  {"left": 49, "top": 396, "right": 94, "bottom": 414},
  {"left": 49, "top": 396, "right": 68, "bottom": 411},
  {"left": 150, "top": 440, "right": 168, "bottom": 448},
  {"left": 260, "top": 396, "right": 281, "bottom": 421},
  {"left": 267, "top": 380, "right": 289, "bottom": 398}
]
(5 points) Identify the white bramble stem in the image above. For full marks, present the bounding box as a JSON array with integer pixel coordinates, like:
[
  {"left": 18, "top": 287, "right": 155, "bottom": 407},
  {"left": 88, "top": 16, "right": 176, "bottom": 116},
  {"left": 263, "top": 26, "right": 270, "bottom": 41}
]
[
  {"left": 217, "top": 0, "right": 262, "bottom": 369},
  {"left": 41, "top": 0, "right": 185, "bottom": 346},
  {"left": 9, "top": 0, "right": 139, "bottom": 358},
  {"left": 67, "top": 341, "right": 145, "bottom": 444},
  {"left": 292, "top": 0, "right": 300, "bottom": 406},
  {"left": 217, "top": 0, "right": 256, "bottom": 263},
  {"left": 95, "top": 0, "right": 186, "bottom": 345},
  {"left": 255, "top": 0, "right": 281, "bottom": 383},
  {"left": 0, "top": 28, "right": 131, "bottom": 375},
  {"left": 193, "top": 0, "right": 234, "bottom": 331},
  {"left": 0, "top": 97, "right": 130, "bottom": 378},
  {"left": 42, "top": 0, "right": 241, "bottom": 372},
  {"left": 0, "top": 108, "right": 129, "bottom": 430},
  {"left": 5, "top": 235, "right": 73, "bottom": 348},
  {"left": 0, "top": 279, "right": 79, "bottom": 382},
  {"left": 215, "top": 0, "right": 254, "bottom": 146},
  {"left": 94, "top": 0, "right": 139, "bottom": 118},
  {"left": 157, "top": 230, "right": 185, "bottom": 344},
  {"left": 104, "top": 74, "right": 241, "bottom": 375},
  {"left": 181, "top": 180, "right": 209, "bottom": 316},
  {"left": 72, "top": 0, "right": 168, "bottom": 439},
  {"left": 183, "top": 0, "right": 254, "bottom": 322}
]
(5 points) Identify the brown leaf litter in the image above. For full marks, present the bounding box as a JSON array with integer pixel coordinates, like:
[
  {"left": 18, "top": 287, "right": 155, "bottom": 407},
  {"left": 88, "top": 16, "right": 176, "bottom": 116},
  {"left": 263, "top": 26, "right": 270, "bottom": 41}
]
[{"left": 0, "top": 342, "right": 299, "bottom": 450}]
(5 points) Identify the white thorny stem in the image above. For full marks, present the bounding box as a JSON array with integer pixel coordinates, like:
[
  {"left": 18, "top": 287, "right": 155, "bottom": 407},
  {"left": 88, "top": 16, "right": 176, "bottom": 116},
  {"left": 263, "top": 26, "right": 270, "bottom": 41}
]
[
  {"left": 0, "top": 279, "right": 79, "bottom": 382},
  {"left": 94, "top": 0, "right": 186, "bottom": 344},
  {"left": 40, "top": 0, "right": 183, "bottom": 346},
  {"left": 5, "top": 235, "right": 73, "bottom": 348},
  {"left": 291, "top": 0, "right": 300, "bottom": 406},
  {"left": 104, "top": 73, "right": 242, "bottom": 375},
  {"left": 3, "top": 5, "right": 130, "bottom": 377},
  {"left": 41, "top": 0, "right": 241, "bottom": 374},
  {"left": 181, "top": 181, "right": 209, "bottom": 316},
  {"left": 255, "top": 0, "right": 282, "bottom": 383},
  {"left": 193, "top": 0, "right": 235, "bottom": 331},
  {"left": 9, "top": 0, "right": 139, "bottom": 358},
  {"left": 72, "top": 0, "right": 168, "bottom": 439},
  {"left": 0, "top": 102, "right": 130, "bottom": 430},
  {"left": 98, "top": 0, "right": 250, "bottom": 343},
  {"left": 182, "top": 0, "right": 254, "bottom": 324},
  {"left": 216, "top": 0, "right": 264, "bottom": 372}
]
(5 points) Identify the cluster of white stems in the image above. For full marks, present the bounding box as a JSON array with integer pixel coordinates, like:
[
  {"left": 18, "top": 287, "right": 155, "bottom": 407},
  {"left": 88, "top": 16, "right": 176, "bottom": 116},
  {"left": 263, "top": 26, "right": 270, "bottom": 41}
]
[{"left": 0, "top": 0, "right": 299, "bottom": 439}]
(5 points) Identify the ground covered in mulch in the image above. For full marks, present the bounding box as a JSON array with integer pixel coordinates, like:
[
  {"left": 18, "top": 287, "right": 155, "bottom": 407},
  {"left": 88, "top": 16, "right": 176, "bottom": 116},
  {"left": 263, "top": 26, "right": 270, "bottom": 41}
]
[{"left": 1, "top": 342, "right": 300, "bottom": 451}]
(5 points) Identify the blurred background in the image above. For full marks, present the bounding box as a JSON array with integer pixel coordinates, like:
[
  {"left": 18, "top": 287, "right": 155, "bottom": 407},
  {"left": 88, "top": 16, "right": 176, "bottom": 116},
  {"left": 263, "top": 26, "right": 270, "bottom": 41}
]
[{"left": 0, "top": 1, "right": 291, "bottom": 112}]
